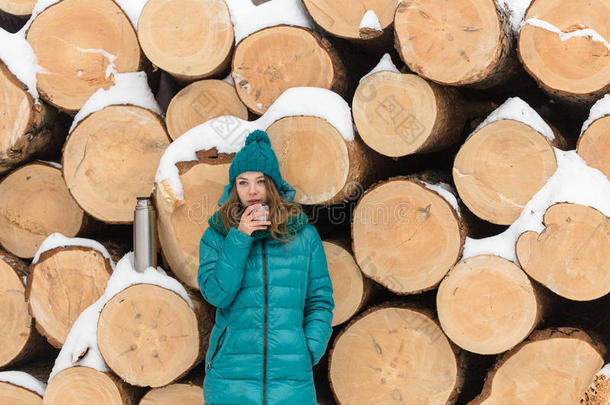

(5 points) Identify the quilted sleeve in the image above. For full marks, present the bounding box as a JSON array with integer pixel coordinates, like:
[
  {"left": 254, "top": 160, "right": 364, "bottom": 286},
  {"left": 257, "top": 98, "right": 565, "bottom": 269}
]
[
  {"left": 198, "top": 226, "right": 254, "bottom": 309},
  {"left": 303, "top": 228, "right": 335, "bottom": 366}
]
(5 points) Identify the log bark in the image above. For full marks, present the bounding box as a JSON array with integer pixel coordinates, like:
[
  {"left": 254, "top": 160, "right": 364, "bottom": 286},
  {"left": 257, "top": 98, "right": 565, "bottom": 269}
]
[
  {"left": 328, "top": 302, "right": 465, "bottom": 405},
  {"left": 0, "top": 161, "right": 86, "bottom": 258},
  {"left": 154, "top": 148, "right": 234, "bottom": 290},
  {"left": 137, "top": 0, "right": 233, "bottom": 82},
  {"left": 301, "top": 0, "right": 397, "bottom": 47},
  {"left": 437, "top": 254, "right": 546, "bottom": 355},
  {"left": 351, "top": 175, "right": 467, "bottom": 294},
  {"left": 394, "top": 0, "right": 518, "bottom": 88},
  {"left": 453, "top": 119, "right": 562, "bottom": 225},
  {"left": 44, "top": 366, "right": 142, "bottom": 405},
  {"left": 62, "top": 106, "right": 171, "bottom": 224},
  {"left": 26, "top": 246, "right": 113, "bottom": 348},
  {"left": 165, "top": 79, "right": 248, "bottom": 140},
  {"left": 577, "top": 115, "right": 610, "bottom": 180},
  {"left": 232, "top": 25, "right": 347, "bottom": 115},
  {"left": 25, "top": 0, "right": 141, "bottom": 112},
  {"left": 516, "top": 203, "right": 610, "bottom": 301},
  {"left": 97, "top": 287, "right": 213, "bottom": 387},
  {"left": 469, "top": 328, "right": 607, "bottom": 404},
  {"left": 322, "top": 237, "right": 375, "bottom": 327},
  {"left": 518, "top": 0, "right": 610, "bottom": 104},
  {"left": 0, "top": 62, "right": 63, "bottom": 175},
  {"left": 266, "top": 116, "right": 386, "bottom": 205},
  {"left": 581, "top": 365, "right": 610, "bottom": 405},
  {"left": 352, "top": 71, "right": 474, "bottom": 157},
  {"left": 0, "top": 249, "right": 45, "bottom": 368}
]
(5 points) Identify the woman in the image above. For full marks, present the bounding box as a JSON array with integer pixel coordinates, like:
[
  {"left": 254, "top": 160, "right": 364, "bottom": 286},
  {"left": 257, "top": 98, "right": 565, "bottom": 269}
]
[{"left": 198, "top": 129, "right": 335, "bottom": 405}]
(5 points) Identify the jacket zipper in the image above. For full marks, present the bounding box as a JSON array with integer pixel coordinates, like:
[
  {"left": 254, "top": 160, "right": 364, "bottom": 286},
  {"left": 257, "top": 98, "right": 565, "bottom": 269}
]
[
  {"left": 207, "top": 326, "right": 227, "bottom": 370},
  {"left": 262, "top": 240, "right": 268, "bottom": 405}
]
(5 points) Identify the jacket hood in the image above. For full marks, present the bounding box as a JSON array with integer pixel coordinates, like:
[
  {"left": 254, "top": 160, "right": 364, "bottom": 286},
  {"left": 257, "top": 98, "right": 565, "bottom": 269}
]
[{"left": 208, "top": 179, "right": 308, "bottom": 240}]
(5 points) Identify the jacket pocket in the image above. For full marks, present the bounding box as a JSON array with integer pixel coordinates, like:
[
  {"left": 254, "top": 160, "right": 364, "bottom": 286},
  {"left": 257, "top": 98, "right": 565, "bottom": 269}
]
[{"left": 208, "top": 326, "right": 228, "bottom": 370}]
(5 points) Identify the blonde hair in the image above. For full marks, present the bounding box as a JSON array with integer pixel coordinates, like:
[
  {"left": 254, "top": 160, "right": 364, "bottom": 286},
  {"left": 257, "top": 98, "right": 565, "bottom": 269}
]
[{"left": 218, "top": 174, "right": 304, "bottom": 243}]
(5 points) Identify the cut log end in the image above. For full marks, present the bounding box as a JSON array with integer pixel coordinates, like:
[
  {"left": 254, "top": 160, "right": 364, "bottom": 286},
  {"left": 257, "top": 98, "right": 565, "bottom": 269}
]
[
  {"left": 155, "top": 160, "right": 230, "bottom": 290},
  {"left": 232, "top": 25, "right": 345, "bottom": 115},
  {"left": 470, "top": 328, "right": 606, "bottom": 404},
  {"left": 453, "top": 119, "right": 558, "bottom": 225},
  {"left": 138, "top": 0, "right": 233, "bottom": 81},
  {"left": 577, "top": 115, "right": 610, "bottom": 180},
  {"left": 97, "top": 284, "right": 201, "bottom": 387},
  {"left": 0, "top": 381, "right": 42, "bottom": 404},
  {"left": 394, "top": 0, "right": 512, "bottom": 87},
  {"left": 62, "top": 106, "right": 170, "bottom": 224},
  {"left": 516, "top": 203, "right": 610, "bottom": 301},
  {"left": 302, "top": 0, "right": 396, "bottom": 40},
  {"left": 139, "top": 383, "right": 203, "bottom": 404},
  {"left": 518, "top": 0, "right": 610, "bottom": 103},
  {"left": 0, "top": 162, "right": 85, "bottom": 258},
  {"left": 25, "top": 0, "right": 141, "bottom": 112},
  {"left": 27, "top": 246, "right": 112, "bottom": 348},
  {"left": 166, "top": 80, "right": 248, "bottom": 141},
  {"left": 352, "top": 177, "right": 465, "bottom": 294},
  {"left": 437, "top": 255, "right": 541, "bottom": 354},
  {"left": 44, "top": 366, "right": 137, "bottom": 405},
  {"left": 329, "top": 304, "right": 463, "bottom": 405}
]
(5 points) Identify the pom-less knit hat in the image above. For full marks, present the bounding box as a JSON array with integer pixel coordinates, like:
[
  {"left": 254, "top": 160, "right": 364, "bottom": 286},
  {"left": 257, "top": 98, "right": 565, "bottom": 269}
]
[{"left": 216, "top": 130, "right": 296, "bottom": 207}]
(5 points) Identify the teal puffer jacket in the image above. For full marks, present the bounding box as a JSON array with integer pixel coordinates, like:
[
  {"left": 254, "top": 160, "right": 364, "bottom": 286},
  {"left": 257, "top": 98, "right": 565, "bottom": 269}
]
[{"left": 198, "top": 186, "right": 335, "bottom": 405}]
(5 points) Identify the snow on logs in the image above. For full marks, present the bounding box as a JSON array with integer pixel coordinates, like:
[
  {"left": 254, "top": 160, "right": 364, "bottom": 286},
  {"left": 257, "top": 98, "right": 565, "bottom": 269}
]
[
  {"left": 165, "top": 79, "right": 248, "bottom": 141},
  {"left": 0, "top": 371, "right": 44, "bottom": 404},
  {"left": 453, "top": 97, "right": 566, "bottom": 225},
  {"left": 0, "top": 249, "right": 44, "bottom": 369},
  {"left": 154, "top": 87, "right": 379, "bottom": 289},
  {"left": 232, "top": 26, "right": 347, "bottom": 115},
  {"left": 27, "top": 234, "right": 114, "bottom": 348},
  {"left": 25, "top": 0, "right": 141, "bottom": 112},
  {"left": 351, "top": 175, "right": 465, "bottom": 295},
  {"left": 328, "top": 304, "right": 464, "bottom": 405},
  {"left": 469, "top": 328, "right": 606, "bottom": 404},
  {"left": 0, "top": 161, "right": 87, "bottom": 258},
  {"left": 518, "top": 0, "right": 610, "bottom": 104},
  {"left": 394, "top": 0, "right": 517, "bottom": 88},
  {"left": 0, "top": 60, "right": 59, "bottom": 175},
  {"left": 137, "top": 0, "right": 233, "bottom": 82},
  {"left": 62, "top": 73, "right": 169, "bottom": 224}
]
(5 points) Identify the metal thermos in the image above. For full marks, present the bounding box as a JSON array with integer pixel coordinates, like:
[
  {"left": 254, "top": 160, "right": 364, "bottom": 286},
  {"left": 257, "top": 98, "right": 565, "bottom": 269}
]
[{"left": 133, "top": 197, "right": 158, "bottom": 273}]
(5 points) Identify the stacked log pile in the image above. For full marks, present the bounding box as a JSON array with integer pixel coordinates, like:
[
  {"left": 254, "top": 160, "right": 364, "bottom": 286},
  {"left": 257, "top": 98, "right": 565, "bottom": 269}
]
[{"left": 0, "top": 0, "right": 609, "bottom": 404}]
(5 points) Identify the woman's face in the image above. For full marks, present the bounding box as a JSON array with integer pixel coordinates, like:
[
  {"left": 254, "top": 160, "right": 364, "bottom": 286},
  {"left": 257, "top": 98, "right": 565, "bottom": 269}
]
[{"left": 235, "top": 171, "right": 268, "bottom": 207}]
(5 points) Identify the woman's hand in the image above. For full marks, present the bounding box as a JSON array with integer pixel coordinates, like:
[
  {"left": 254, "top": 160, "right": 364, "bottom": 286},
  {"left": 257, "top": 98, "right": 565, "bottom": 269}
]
[{"left": 237, "top": 203, "right": 271, "bottom": 236}]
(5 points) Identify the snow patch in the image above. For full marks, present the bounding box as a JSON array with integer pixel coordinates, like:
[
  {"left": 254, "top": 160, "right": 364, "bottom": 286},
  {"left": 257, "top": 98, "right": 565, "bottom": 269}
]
[
  {"left": 69, "top": 72, "right": 161, "bottom": 134},
  {"left": 599, "top": 364, "right": 610, "bottom": 378},
  {"left": 469, "top": 97, "right": 555, "bottom": 142},
  {"left": 114, "top": 0, "right": 149, "bottom": 30},
  {"left": 223, "top": 72, "right": 234, "bottom": 86},
  {"left": 580, "top": 94, "right": 610, "bottom": 136},
  {"left": 0, "top": 371, "right": 46, "bottom": 396},
  {"left": 32, "top": 232, "right": 114, "bottom": 269},
  {"left": 495, "top": 0, "right": 532, "bottom": 35},
  {"left": 155, "top": 87, "right": 353, "bottom": 201},
  {"left": 50, "top": 252, "right": 192, "bottom": 380},
  {"left": 360, "top": 53, "right": 400, "bottom": 83},
  {"left": 421, "top": 181, "right": 461, "bottom": 218},
  {"left": 38, "top": 160, "right": 62, "bottom": 169},
  {"left": 522, "top": 18, "right": 610, "bottom": 50},
  {"left": 224, "top": 0, "right": 313, "bottom": 44},
  {"left": 0, "top": 29, "right": 40, "bottom": 101},
  {"left": 359, "top": 10, "right": 382, "bottom": 31},
  {"left": 462, "top": 149, "right": 610, "bottom": 263}
]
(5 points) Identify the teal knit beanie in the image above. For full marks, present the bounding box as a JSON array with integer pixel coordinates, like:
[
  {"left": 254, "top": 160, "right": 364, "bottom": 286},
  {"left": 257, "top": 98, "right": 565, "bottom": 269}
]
[{"left": 229, "top": 129, "right": 284, "bottom": 192}]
